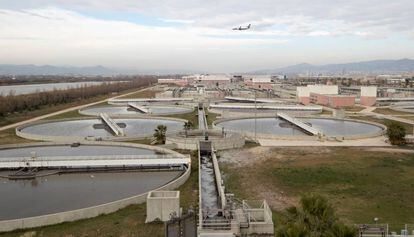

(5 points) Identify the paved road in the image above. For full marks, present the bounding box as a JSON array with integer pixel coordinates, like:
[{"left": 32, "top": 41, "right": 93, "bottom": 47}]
[
  {"left": 258, "top": 136, "right": 390, "bottom": 147},
  {"left": 0, "top": 86, "right": 154, "bottom": 132}
]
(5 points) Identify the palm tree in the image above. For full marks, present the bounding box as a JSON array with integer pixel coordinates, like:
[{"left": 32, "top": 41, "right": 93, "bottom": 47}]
[
  {"left": 184, "top": 121, "right": 193, "bottom": 130},
  {"left": 153, "top": 125, "right": 167, "bottom": 144},
  {"left": 276, "top": 194, "right": 356, "bottom": 237}
]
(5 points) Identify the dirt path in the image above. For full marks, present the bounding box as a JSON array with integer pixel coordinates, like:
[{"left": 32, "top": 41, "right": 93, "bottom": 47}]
[
  {"left": 258, "top": 136, "right": 390, "bottom": 147},
  {"left": 0, "top": 86, "right": 154, "bottom": 132}
]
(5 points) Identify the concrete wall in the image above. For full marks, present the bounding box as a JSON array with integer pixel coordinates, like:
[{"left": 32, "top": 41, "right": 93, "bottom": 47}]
[
  {"left": 310, "top": 93, "right": 355, "bottom": 108},
  {"left": 360, "top": 96, "right": 377, "bottom": 106},
  {"left": 308, "top": 85, "right": 338, "bottom": 95},
  {"left": 298, "top": 96, "right": 310, "bottom": 105},
  {"left": 211, "top": 149, "right": 226, "bottom": 209},
  {"left": 360, "top": 86, "right": 377, "bottom": 106},
  {"left": 0, "top": 142, "right": 191, "bottom": 232},
  {"left": 328, "top": 96, "right": 356, "bottom": 108},
  {"left": 361, "top": 86, "right": 377, "bottom": 97},
  {"left": 296, "top": 86, "right": 310, "bottom": 97},
  {"left": 166, "top": 130, "right": 245, "bottom": 150},
  {"left": 146, "top": 191, "right": 180, "bottom": 222}
]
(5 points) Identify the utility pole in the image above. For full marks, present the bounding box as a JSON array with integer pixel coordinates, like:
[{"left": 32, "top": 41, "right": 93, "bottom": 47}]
[{"left": 254, "top": 90, "right": 257, "bottom": 141}]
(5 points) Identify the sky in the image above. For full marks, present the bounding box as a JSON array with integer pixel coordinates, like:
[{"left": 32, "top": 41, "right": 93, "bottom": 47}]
[{"left": 0, "top": 0, "right": 414, "bottom": 73}]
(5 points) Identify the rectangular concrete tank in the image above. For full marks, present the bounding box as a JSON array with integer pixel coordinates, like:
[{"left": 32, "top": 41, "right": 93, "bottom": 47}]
[{"left": 146, "top": 191, "right": 180, "bottom": 222}]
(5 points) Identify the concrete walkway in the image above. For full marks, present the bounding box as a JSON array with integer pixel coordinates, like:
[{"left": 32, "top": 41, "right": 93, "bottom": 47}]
[
  {"left": 356, "top": 106, "right": 414, "bottom": 126},
  {"left": 258, "top": 136, "right": 390, "bottom": 147},
  {"left": 0, "top": 86, "right": 154, "bottom": 132}
]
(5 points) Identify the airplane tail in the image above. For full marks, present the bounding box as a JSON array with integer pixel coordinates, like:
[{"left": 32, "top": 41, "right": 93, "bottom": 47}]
[{"left": 247, "top": 24, "right": 251, "bottom": 28}]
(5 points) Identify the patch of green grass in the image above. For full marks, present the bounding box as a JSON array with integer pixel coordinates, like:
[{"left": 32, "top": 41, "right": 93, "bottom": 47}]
[
  {"left": 165, "top": 109, "right": 198, "bottom": 129},
  {"left": 0, "top": 204, "right": 164, "bottom": 237},
  {"left": 221, "top": 147, "right": 414, "bottom": 231},
  {"left": 206, "top": 111, "right": 219, "bottom": 128},
  {"left": 0, "top": 151, "right": 199, "bottom": 237},
  {"left": 0, "top": 128, "right": 31, "bottom": 145},
  {"left": 319, "top": 109, "right": 333, "bottom": 115},
  {"left": 343, "top": 105, "right": 365, "bottom": 112},
  {"left": 374, "top": 107, "right": 414, "bottom": 116}
]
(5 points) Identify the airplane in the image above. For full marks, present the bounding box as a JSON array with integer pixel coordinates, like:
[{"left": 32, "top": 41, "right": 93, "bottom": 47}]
[{"left": 232, "top": 24, "right": 251, "bottom": 31}]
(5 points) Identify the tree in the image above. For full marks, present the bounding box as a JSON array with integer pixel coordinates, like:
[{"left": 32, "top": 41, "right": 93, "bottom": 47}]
[
  {"left": 276, "top": 194, "right": 357, "bottom": 237},
  {"left": 184, "top": 121, "right": 193, "bottom": 130},
  {"left": 153, "top": 125, "right": 167, "bottom": 144},
  {"left": 386, "top": 121, "right": 406, "bottom": 145}
]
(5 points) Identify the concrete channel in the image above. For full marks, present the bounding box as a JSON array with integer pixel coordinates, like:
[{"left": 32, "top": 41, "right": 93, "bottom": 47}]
[{"left": 197, "top": 106, "right": 274, "bottom": 236}]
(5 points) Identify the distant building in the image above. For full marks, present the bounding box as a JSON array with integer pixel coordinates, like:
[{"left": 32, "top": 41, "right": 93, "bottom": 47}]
[
  {"left": 157, "top": 78, "right": 188, "bottom": 87},
  {"left": 360, "top": 86, "right": 377, "bottom": 106},
  {"left": 244, "top": 76, "right": 274, "bottom": 90},
  {"left": 297, "top": 85, "right": 355, "bottom": 108},
  {"left": 184, "top": 74, "right": 231, "bottom": 87}
]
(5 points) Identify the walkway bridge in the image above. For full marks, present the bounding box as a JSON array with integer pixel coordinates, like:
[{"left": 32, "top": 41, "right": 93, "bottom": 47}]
[
  {"left": 277, "top": 112, "right": 322, "bottom": 136},
  {"left": 198, "top": 106, "right": 208, "bottom": 131},
  {"left": 99, "top": 113, "right": 125, "bottom": 136},
  {"left": 127, "top": 103, "right": 149, "bottom": 113},
  {"left": 0, "top": 154, "right": 190, "bottom": 169}
]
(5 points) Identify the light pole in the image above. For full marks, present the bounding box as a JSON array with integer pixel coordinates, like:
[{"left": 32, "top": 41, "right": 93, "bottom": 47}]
[{"left": 254, "top": 90, "right": 257, "bottom": 141}]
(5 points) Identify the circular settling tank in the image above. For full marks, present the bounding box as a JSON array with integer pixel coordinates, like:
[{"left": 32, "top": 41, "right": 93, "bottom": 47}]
[
  {"left": 0, "top": 143, "right": 184, "bottom": 220},
  {"left": 80, "top": 105, "right": 193, "bottom": 116},
  {"left": 215, "top": 117, "right": 383, "bottom": 138},
  {"left": 18, "top": 118, "right": 185, "bottom": 140}
]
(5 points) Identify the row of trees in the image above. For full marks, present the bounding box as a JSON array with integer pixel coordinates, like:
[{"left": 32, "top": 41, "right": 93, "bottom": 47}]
[{"left": 0, "top": 77, "right": 156, "bottom": 117}]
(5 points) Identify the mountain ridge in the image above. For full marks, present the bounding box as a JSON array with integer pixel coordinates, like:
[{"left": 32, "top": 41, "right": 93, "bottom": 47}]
[{"left": 250, "top": 58, "right": 414, "bottom": 75}]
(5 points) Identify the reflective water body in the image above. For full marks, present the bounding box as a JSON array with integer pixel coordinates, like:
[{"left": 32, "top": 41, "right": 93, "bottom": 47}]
[
  {"left": 0, "top": 145, "right": 156, "bottom": 159},
  {"left": 20, "top": 118, "right": 185, "bottom": 138},
  {"left": 216, "top": 118, "right": 383, "bottom": 136},
  {"left": 82, "top": 105, "right": 193, "bottom": 115},
  {"left": 0, "top": 171, "right": 182, "bottom": 220},
  {"left": 0, "top": 81, "right": 119, "bottom": 96},
  {"left": 305, "top": 118, "right": 383, "bottom": 136},
  {"left": 216, "top": 118, "right": 306, "bottom": 136}
]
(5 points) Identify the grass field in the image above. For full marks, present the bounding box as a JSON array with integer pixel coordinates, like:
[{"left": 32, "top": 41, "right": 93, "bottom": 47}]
[
  {"left": 165, "top": 108, "right": 198, "bottom": 129},
  {"left": 343, "top": 105, "right": 365, "bottom": 112},
  {"left": 206, "top": 110, "right": 220, "bottom": 128},
  {"left": 351, "top": 115, "right": 414, "bottom": 135},
  {"left": 0, "top": 150, "right": 199, "bottom": 237},
  {"left": 219, "top": 146, "right": 414, "bottom": 231},
  {"left": 373, "top": 107, "right": 414, "bottom": 116},
  {"left": 0, "top": 128, "right": 31, "bottom": 145},
  {"left": 319, "top": 109, "right": 333, "bottom": 115}
]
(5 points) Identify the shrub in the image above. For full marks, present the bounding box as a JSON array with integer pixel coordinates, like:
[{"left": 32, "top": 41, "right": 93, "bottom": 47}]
[{"left": 386, "top": 121, "right": 406, "bottom": 145}]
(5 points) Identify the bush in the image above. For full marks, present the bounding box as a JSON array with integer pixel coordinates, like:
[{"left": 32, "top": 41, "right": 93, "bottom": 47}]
[
  {"left": 386, "top": 121, "right": 406, "bottom": 145},
  {"left": 276, "top": 194, "right": 357, "bottom": 237}
]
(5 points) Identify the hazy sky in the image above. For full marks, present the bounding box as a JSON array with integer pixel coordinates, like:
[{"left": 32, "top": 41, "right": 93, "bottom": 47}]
[{"left": 0, "top": 0, "right": 414, "bottom": 72}]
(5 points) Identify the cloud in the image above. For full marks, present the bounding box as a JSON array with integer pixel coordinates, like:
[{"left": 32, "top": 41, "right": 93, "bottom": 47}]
[
  {"left": 1, "top": 0, "right": 414, "bottom": 38},
  {"left": 0, "top": 1, "right": 413, "bottom": 72},
  {"left": 0, "top": 7, "right": 287, "bottom": 71},
  {"left": 2, "top": 0, "right": 412, "bottom": 38},
  {"left": 158, "top": 18, "right": 194, "bottom": 24}
]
